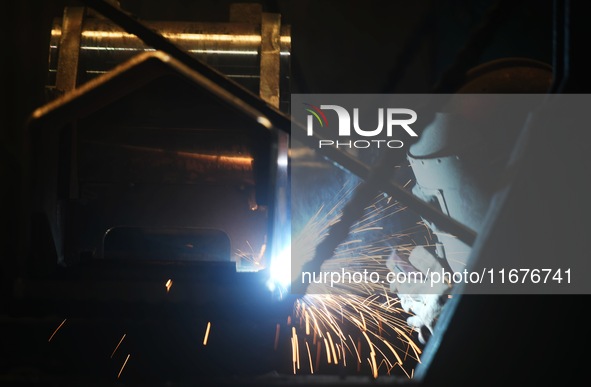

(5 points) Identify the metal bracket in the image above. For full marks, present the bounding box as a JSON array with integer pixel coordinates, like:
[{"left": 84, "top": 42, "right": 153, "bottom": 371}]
[
  {"left": 55, "top": 7, "right": 85, "bottom": 94},
  {"left": 260, "top": 12, "right": 281, "bottom": 108}
]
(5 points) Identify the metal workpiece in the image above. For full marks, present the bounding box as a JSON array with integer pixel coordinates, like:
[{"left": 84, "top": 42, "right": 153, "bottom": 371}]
[
  {"left": 28, "top": 50, "right": 282, "bottom": 274},
  {"left": 47, "top": 8, "right": 291, "bottom": 109},
  {"left": 37, "top": 1, "right": 293, "bottom": 274}
]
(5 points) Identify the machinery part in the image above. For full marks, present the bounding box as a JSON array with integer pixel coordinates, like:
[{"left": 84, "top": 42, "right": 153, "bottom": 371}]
[
  {"left": 26, "top": 50, "right": 280, "bottom": 277},
  {"left": 54, "top": 7, "right": 85, "bottom": 94},
  {"left": 34, "top": 2, "right": 293, "bottom": 275},
  {"left": 259, "top": 12, "right": 282, "bottom": 108},
  {"left": 102, "top": 226, "right": 231, "bottom": 262},
  {"left": 432, "top": 0, "right": 525, "bottom": 93},
  {"left": 48, "top": 4, "right": 291, "bottom": 111}
]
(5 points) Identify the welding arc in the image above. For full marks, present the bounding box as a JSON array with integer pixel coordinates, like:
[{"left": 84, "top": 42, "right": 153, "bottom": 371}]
[{"left": 295, "top": 0, "right": 519, "bottom": 295}]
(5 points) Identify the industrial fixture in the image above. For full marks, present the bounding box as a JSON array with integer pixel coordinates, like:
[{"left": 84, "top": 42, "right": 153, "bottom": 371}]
[{"left": 23, "top": 3, "right": 291, "bottom": 286}]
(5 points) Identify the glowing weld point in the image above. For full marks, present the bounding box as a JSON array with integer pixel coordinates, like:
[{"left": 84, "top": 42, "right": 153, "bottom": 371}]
[
  {"left": 278, "top": 151, "right": 288, "bottom": 168},
  {"left": 165, "top": 279, "right": 173, "bottom": 293},
  {"left": 203, "top": 322, "right": 212, "bottom": 346},
  {"left": 268, "top": 246, "right": 292, "bottom": 292}
]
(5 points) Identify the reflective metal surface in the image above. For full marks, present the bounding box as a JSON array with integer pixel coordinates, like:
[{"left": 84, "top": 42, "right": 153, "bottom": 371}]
[{"left": 48, "top": 17, "right": 291, "bottom": 109}]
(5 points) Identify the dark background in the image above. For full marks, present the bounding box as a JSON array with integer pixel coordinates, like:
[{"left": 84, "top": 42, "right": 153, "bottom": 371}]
[{"left": 1, "top": 0, "right": 588, "bottom": 386}]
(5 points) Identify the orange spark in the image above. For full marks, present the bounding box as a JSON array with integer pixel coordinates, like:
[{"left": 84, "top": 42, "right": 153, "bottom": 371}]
[
  {"left": 315, "top": 341, "right": 322, "bottom": 372},
  {"left": 203, "top": 322, "right": 212, "bottom": 346},
  {"left": 323, "top": 338, "right": 331, "bottom": 364},
  {"left": 117, "top": 354, "right": 131, "bottom": 379},
  {"left": 291, "top": 327, "right": 300, "bottom": 371},
  {"left": 48, "top": 318, "right": 67, "bottom": 342},
  {"left": 274, "top": 323, "right": 281, "bottom": 351},
  {"left": 326, "top": 331, "right": 338, "bottom": 365},
  {"left": 305, "top": 341, "right": 314, "bottom": 374},
  {"left": 111, "top": 333, "right": 126, "bottom": 358}
]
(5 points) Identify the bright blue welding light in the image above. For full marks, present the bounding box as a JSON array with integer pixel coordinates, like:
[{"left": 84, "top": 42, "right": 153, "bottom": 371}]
[{"left": 267, "top": 245, "right": 291, "bottom": 293}]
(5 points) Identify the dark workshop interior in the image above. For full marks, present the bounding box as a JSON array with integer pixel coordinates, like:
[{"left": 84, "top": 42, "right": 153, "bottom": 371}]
[{"left": 1, "top": 0, "right": 590, "bottom": 386}]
